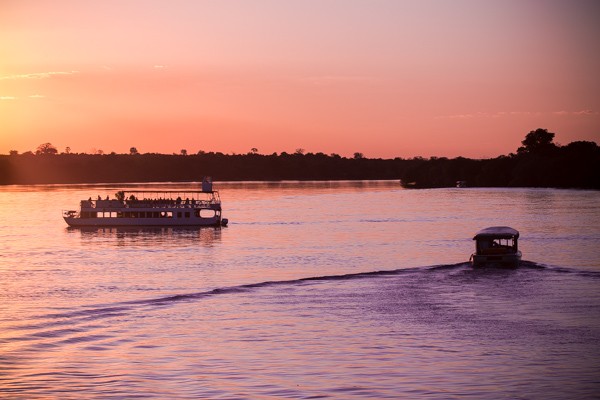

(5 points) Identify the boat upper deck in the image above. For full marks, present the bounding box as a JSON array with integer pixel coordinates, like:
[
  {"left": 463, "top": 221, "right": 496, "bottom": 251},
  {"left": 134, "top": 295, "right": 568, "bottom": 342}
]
[
  {"left": 80, "top": 190, "right": 221, "bottom": 210},
  {"left": 472, "top": 226, "right": 520, "bottom": 256}
]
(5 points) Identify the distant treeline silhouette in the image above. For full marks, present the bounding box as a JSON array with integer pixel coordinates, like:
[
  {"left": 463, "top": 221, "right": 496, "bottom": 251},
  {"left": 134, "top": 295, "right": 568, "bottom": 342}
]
[{"left": 1, "top": 129, "right": 598, "bottom": 189}]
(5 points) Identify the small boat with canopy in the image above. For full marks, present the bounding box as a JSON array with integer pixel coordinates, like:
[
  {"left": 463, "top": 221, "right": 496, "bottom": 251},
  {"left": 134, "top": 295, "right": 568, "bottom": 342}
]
[{"left": 470, "top": 226, "right": 521, "bottom": 267}]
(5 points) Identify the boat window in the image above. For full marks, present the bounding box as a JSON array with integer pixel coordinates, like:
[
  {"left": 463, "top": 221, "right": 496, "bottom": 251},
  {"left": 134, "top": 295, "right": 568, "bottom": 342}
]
[
  {"left": 477, "top": 237, "right": 518, "bottom": 254},
  {"left": 160, "top": 211, "right": 173, "bottom": 218},
  {"left": 177, "top": 212, "right": 182, "bottom": 218},
  {"left": 492, "top": 238, "right": 515, "bottom": 248},
  {"left": 199, "top": 209, "right": 216, "bottom": 218},
  {"left": 185, "top": 212, "right": 190, "bottom": 218}
]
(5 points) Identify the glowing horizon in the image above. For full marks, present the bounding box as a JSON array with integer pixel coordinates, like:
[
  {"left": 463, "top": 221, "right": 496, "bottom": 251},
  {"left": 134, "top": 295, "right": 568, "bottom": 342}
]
[{"left": 1, "top": 0, "right": 599, "bottom": 158}]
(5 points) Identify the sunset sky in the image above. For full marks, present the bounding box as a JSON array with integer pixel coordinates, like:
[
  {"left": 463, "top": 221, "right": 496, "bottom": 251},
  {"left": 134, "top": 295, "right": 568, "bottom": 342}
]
[{"left": 1, "top": 0, "right": 599, "bottom": 158}]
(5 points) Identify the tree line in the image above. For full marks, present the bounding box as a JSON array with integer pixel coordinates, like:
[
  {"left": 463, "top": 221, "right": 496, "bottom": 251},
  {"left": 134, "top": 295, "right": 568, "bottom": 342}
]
[{"left": 1, "top": 129, "right": 598, "bottom": 189}]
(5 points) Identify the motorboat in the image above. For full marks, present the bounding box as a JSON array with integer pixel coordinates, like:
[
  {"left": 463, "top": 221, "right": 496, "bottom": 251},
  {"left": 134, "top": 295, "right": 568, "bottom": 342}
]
[{"left": 470, "top": 226, "right": 521, "bottom": 267}]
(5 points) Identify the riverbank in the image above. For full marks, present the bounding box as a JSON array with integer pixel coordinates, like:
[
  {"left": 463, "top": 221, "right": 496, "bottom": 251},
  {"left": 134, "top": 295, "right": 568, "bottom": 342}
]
[{"left": 1, "top": 144, "right": 599, "bottom": 189}]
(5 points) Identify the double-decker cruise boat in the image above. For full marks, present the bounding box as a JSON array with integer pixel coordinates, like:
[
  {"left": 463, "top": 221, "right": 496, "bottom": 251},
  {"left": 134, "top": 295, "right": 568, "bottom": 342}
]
[
  {"left": 63, "top": 178, "right": 227, "bottom": 227},
  {"left": 470, "top": 226, "right": 521, "bottom": 267}
]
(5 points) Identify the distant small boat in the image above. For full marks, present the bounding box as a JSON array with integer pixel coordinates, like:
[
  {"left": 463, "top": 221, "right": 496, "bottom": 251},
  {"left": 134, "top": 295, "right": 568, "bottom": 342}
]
[
  {"left": 470, "top": 226, "right": 521, "bottom": 267},
  {"left": 63, "top": 177, "right": 228, "bottom": 228},
  {"left": 399, "top": 180, "right": 425, "bottom": 189},
  {"left": 456, "top": 180, "right": 467, "bottom": 188}
]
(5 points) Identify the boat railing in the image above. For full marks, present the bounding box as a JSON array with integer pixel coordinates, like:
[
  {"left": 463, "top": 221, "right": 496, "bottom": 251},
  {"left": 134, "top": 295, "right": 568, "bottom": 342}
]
[
  {"left": 81, "top": 199, "right": 220, "bottom": 209},
  {"left": 125, "top": 200, "right": 219, "bottom": 208}
]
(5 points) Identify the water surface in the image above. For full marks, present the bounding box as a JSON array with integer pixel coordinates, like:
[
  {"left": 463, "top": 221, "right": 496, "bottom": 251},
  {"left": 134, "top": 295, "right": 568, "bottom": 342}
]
[{"left": 1, "top": 181, "right": 599, "bottom": 398}]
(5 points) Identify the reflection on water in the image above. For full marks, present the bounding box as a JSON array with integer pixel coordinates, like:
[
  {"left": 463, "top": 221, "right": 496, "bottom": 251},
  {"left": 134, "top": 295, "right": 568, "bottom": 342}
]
[{"left": 71, "top": 226, "right": 224, "bottom": 247}]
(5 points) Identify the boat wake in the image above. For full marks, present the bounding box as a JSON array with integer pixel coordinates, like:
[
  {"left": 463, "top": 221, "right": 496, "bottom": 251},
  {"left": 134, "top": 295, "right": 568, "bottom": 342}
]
[
  {"left": 2, "top": 260, "right": 599, "bottom": 369},
  {"left": 14, "top": 260, "right": 597, "bottom": 326}
]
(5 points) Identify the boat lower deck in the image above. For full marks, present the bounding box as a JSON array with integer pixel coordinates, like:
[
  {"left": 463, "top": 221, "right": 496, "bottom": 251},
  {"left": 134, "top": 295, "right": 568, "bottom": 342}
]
[{"left": 64, "top": 207, "right": 223, "bottom": 227}]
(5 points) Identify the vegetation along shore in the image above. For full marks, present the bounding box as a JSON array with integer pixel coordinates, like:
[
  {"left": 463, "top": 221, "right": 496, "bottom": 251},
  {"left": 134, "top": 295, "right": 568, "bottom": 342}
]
[{"left": 1, "top": 129, "right": 598, "bottom": 189}]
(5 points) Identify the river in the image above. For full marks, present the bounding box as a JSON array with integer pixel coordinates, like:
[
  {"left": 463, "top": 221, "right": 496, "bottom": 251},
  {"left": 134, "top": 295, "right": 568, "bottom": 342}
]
[{"left": 1, "top": 181, "right": 599, "bottom": 398}]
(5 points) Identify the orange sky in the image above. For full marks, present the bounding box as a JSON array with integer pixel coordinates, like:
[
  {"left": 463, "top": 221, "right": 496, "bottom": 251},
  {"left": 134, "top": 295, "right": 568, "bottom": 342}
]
[{"left": 1, "top": 0, "right": 599, "bottom": 158}]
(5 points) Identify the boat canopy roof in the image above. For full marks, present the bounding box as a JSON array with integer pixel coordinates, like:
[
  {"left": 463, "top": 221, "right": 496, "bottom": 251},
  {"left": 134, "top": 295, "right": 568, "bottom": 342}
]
[
  {"left": 473, "top": 226, "right": 519, "bottom": 240},
  {"left": 123, "top": 190, "right": 217, "bottom": 195}
]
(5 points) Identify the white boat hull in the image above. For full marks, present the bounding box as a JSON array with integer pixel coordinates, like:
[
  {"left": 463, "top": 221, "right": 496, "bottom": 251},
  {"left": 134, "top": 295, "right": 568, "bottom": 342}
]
[{"left": 64, "top": 216, "right": 221, "bottom": 227}]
